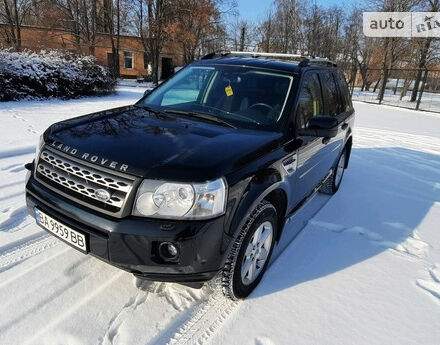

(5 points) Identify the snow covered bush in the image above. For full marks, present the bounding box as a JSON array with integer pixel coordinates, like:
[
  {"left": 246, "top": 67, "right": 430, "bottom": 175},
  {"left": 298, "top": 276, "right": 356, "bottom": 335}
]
[{"left": 0, "top": 49, "right": 116, "bottom": 101}]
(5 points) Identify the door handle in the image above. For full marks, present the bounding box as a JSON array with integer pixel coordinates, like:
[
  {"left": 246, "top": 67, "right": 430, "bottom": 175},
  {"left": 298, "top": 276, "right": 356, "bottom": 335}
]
[
  {"left": 322, "top": 137, "right": 330, "bottom": 145},
  {"left": 341, "top": 123, "right": 348, "bottom": 130}
]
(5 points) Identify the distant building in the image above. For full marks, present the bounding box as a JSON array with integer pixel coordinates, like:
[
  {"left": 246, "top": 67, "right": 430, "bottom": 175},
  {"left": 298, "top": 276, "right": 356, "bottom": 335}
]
[{"left": 0, "top": 24, "right": 183, "bottom": 80}]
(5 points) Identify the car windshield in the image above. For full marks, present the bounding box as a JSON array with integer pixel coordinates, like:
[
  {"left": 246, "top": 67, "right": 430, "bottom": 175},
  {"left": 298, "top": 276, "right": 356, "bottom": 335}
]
[{"left": 140, "top": 65, "right": 294, "bottom": 129}]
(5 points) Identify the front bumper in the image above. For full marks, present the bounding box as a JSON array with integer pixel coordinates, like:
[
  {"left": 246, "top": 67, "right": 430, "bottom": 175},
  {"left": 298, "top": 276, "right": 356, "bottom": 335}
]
[{"left": 25, "top": 171, "right": 231, "bottom": 283}]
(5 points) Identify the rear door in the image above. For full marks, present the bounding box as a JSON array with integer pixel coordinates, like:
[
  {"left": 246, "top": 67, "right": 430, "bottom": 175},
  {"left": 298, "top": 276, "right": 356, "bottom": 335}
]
[{"left": 315, "top": 70, "right": 347, "bottom": 175}]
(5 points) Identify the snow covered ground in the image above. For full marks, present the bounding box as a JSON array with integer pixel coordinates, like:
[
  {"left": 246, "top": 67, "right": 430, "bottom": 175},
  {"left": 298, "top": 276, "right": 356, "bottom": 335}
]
[
  {"left": 352, "top": 87, "right": 440, "bottom": 113},
  {"left": 0, "top": 88, "right": 439, "bottom": 345}
]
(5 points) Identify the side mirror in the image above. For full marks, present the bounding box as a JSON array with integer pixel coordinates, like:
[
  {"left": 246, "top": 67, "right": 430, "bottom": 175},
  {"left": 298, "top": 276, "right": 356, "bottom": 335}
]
[{"left": 297, "top": 115, "right": 339, "bottom": 138}]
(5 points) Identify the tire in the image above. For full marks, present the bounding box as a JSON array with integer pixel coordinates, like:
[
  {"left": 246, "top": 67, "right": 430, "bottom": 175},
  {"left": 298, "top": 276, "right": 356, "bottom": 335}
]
[
  {"left": 320, "top": 147, "right": 347, "bottom": 195},
  {"left": 221, "top": 200, "right": 277, "bottom": 300}
]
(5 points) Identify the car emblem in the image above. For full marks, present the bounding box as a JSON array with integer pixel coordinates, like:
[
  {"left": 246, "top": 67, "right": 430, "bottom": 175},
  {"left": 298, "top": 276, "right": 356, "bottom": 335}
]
[{"left": 95, "top": 189, "right": 111, "bottom": 202}]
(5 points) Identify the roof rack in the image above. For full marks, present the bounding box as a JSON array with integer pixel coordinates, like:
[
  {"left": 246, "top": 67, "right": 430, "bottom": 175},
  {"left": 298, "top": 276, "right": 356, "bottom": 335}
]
[{"left": 201, "top": 51, "right": 337, "bottom": 67}]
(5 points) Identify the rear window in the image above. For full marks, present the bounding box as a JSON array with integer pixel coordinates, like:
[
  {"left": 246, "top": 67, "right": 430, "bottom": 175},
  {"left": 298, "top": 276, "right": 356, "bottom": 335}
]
[
  {"left": 335, "top": 70, "right": 352, "bottom": 113},
  {"left": 320, "top": 71, "right": 339, "bottom": 116}
]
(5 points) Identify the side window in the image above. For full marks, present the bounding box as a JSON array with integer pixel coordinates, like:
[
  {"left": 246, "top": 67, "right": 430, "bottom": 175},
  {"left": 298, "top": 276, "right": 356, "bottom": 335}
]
[
  {"left": 296, "top": 73, "right": 323, "bottom": 129},
  {"left": 321, "top": 72, "right": 339, "bottom": 116},
  {"left": 336, "top": 70, "right": 351, "bottom": 113}
]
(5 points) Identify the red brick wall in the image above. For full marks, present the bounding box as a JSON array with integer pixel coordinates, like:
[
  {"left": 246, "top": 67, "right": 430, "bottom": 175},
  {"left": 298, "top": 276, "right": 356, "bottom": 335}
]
[{"left": 0, "top": 25, "right": 184, "bottom": 78}]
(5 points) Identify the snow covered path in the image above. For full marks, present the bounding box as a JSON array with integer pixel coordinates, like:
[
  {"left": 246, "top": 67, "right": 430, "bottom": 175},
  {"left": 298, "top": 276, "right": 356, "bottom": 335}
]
[{"left": 0, "top": 92, "right": 439, "bottom": 345}]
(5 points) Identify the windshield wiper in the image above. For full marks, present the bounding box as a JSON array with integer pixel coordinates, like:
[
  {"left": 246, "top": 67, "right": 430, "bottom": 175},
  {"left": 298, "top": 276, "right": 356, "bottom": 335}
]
[
  {"left": 198, "top": 104, "right": 262, "bottom": 125},
  {"left": 134, "top": 104, "right": 161, "bottom": 115},
  {"left": 163, "top": 109, "right": 237, "bottom": 129}
]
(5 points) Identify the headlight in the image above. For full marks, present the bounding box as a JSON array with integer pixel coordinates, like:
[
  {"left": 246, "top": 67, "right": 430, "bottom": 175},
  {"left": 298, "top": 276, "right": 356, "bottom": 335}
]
[
  {"left": 133, "top": 178, "right": 227, "bottom": 219},
  {"left": 36, "top": 134, "right": 44, "bottom": 158}
]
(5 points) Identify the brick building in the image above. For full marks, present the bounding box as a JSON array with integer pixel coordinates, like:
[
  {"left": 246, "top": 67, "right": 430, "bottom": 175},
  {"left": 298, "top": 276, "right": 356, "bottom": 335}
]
[{"left": 0, "top": 24, "right": 184, "bottom": 80}]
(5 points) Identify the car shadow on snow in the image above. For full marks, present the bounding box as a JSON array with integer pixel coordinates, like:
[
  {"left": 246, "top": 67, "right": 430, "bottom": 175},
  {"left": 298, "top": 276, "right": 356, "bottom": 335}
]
[{"left": 253, "top": 146, "right": 440, "bottom": 298}]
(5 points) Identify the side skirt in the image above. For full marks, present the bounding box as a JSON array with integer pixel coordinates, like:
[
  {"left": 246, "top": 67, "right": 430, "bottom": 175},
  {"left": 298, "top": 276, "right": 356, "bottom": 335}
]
[{"left": 287, "top": 169, "right": 333, "bottom": 218}]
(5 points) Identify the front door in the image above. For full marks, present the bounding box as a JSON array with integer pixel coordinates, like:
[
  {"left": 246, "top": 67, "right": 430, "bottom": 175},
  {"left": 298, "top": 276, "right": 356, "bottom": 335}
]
[{"left": 290, "top": 71, "right": 328, "bottom": 206}]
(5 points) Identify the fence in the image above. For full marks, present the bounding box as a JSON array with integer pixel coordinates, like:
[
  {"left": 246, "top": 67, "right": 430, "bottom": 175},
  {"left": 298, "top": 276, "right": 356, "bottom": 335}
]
[{"left": 343, "top": 67, "right": 440, "bottom": 113}]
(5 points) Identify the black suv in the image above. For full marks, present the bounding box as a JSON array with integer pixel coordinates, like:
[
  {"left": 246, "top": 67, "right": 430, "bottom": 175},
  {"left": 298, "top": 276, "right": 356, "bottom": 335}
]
[{"left": 25, "top": 52, "right": 354, "bottom": 299}]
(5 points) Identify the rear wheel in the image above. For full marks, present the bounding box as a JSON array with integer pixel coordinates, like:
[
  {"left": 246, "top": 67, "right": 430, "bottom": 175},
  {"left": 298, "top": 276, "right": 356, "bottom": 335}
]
[
  {"left": 320, "top": 148, "right": 346, "bottom": 195},
  {"left": 221, "top": 201, "right": 277, "bottom": 300}
]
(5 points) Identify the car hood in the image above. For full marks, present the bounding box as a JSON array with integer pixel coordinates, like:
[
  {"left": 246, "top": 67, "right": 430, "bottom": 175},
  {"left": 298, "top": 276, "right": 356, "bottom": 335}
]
[{"left": 45, "top": 105, "right": 282, "bottom": 181}]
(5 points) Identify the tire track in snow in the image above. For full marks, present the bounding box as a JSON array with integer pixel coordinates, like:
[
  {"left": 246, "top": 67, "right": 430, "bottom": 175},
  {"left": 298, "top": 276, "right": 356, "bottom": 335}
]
[
  {"left": 0, "top": 264, "right": 91, "bottom": 334},
  {"left": 0, "top": 206, "right": 32, "bottom": 232},
  {"left": 0, "top": 245, "right": 70, "bottom": 290},
  {"left": 0, "top": 234, "right": 60, "bottom": 272},
  {"left": 0, "top": 180, "right": 24, "bottom": 189},
  {"left": 0, "top": 146, "right": 35, "bottom": 160},
  {"left": 22, "top": 271, "right": 125, "bottom": 345},
  {"left": 166, "top": 290, "right": 238, "bottom": 345},
  {"left": 1, "top": 163, "right": 25, "bottom": 172}
]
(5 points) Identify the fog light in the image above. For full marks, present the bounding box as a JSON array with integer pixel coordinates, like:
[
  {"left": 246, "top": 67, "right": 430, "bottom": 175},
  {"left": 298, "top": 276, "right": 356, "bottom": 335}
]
[
  {"left": 159, "top": 242, "right": 179, "bottom": 261},
  {"left": 167, "top": 243, "right": 178, "bottom": 256}
]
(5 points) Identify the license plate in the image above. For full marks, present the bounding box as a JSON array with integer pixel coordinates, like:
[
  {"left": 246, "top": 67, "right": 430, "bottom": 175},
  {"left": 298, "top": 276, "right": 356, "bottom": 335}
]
[{"left": 35, "top": 208, "right": 87, "bottom": 252}]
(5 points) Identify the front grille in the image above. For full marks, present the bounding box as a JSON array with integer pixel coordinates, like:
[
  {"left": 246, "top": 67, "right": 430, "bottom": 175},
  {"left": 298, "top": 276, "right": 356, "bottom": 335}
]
[{"left": 35, "top": 149, "right": 135, "bottom": 217}]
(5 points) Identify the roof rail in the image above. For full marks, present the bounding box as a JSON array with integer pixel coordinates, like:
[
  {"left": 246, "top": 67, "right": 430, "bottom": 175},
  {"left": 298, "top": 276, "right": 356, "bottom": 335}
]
[
  {"left": 298, "top": 57, "right": 337, "bottom": 67},
  {"left": 201, "top": 51, "right": 337, "bottom": 67},
  {"left": 223, "top": 51, "right": 305, "bottom": 59}
]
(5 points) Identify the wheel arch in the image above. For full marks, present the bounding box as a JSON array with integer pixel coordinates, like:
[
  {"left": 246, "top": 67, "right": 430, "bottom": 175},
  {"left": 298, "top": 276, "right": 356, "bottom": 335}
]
[
  {"left": 264, "top": 188, "right": 288, "bottom": 242},
  {"left": 226, "top": 169, "right": 289, "bottom": 244}
]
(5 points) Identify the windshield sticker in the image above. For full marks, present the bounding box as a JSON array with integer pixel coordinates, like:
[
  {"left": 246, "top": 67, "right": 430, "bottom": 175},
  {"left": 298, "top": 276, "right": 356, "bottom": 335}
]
[{"left": 225, "top": 85, "right": 234, "bottom": 97}]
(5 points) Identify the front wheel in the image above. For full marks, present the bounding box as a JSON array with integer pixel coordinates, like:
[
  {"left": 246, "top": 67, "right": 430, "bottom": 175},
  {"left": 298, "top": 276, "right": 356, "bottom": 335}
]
[
  {"left": 221, "top": 201, "right": 277, "bottom": 300},
  {"left": 320, "top": 148, "right": 346, "bottom": 195}
]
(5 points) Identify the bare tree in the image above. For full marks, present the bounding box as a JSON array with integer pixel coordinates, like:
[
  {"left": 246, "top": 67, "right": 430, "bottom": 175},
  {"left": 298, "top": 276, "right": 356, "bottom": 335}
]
[
  {"left": 0, "top": 0, "right": 36, "bottom": 50},
  {"left": 100, "top": 0, "right": 121, "bottom": 77},
  {"left": 274, "top": 0, "right": 301, "bottom": 54},
  {"left": 53, "top": 0, "right": 102, "bottom": 55},
  {"left": 146, "top": 0, "right": 168, "bottom": 83},
  {"left": 172, "top": 0, "right": 217, "bottom": 63},
  {"left": 256, "top": 9, "right": 276, "bottom": 52},
  {"left": 229, "top": 18, "right": 255, "bottom": 51},
  {"left": 372, "top": 0, "right": 416, "bottom": 103},
  {"left": 409, "top": 0, "right": 440, "bottom": 102},
  {"left": 133, "top": 0, "right": 171, "bottom": 82}
]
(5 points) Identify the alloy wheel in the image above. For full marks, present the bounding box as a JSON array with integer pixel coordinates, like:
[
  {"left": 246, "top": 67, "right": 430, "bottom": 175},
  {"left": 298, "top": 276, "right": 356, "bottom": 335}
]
[{"left": 241, "top": 221, "right": 273, "bottom": 285}]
